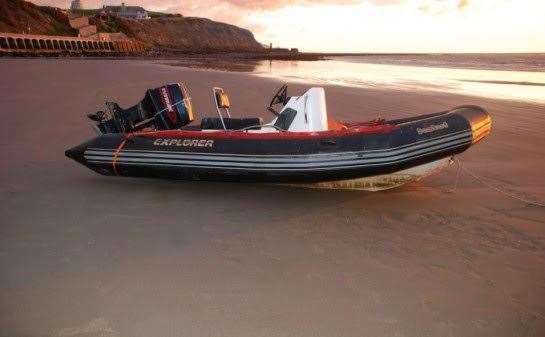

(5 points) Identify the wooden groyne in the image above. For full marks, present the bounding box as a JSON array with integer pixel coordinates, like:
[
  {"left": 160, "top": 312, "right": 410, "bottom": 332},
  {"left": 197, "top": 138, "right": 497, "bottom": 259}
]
[{"left": 0, "top": 32, "right": 147, "bottom": 56}]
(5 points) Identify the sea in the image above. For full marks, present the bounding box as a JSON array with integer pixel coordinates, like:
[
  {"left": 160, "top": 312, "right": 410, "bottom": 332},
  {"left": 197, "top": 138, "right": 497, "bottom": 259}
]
[
  {"left": 253, "top": 54, "right": 545, "bottom": 104},
  {"left": 175, "top": 53, "right": 545, "bottom": 104}
]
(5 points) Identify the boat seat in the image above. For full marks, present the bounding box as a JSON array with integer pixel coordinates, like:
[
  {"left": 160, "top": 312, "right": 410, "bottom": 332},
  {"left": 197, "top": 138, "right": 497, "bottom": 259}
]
[
  {"left": 201, "top": 117, "right": 263, "bottom": 130},
  {"left": 273, "top": 108, "right": 298, "bottom": 130}
]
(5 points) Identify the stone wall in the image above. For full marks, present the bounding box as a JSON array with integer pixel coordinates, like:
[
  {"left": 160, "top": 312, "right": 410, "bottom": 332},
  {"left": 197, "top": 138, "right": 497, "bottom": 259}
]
[{"left": 0, "top": 32, "right": 147, "bottom": 55}]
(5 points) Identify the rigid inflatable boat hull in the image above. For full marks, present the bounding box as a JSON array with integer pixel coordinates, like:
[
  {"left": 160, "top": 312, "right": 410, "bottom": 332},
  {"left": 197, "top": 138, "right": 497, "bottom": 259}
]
[
  {"left": 287, "top": 157, "right": 453, "bottom": 191},
  {"left": 66, "top": 106, "right": 491, "bottom": 186}
]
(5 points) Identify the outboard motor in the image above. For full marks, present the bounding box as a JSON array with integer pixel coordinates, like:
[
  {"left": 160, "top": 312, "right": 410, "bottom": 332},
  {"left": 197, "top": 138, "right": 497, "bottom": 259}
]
[{"left": 88, "top": 83, "right": 195, "bottom": 134}]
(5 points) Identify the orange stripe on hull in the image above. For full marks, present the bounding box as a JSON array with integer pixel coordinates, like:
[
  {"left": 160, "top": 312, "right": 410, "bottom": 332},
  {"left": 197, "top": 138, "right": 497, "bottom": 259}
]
[{"left": 471, "top": 115, "right": 492, "bottom": 144}]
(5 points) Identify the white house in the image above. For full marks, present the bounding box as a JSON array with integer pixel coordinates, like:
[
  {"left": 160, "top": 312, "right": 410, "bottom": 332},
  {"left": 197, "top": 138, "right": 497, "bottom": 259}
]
[{"left": 103, "top": 3, "right": 149, "bottom": 20}]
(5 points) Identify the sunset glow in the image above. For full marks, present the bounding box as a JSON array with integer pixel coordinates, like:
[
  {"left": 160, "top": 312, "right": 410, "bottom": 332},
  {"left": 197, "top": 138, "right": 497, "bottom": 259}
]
[{"left": 30, "top": 0, "right": 545, "bottom": 52}]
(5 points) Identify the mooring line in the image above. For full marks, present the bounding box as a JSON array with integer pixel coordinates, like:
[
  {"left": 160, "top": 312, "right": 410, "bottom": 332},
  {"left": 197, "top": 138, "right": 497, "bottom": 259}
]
[{"left": 453, "top": 157, "right": 545, "bottom": 208}]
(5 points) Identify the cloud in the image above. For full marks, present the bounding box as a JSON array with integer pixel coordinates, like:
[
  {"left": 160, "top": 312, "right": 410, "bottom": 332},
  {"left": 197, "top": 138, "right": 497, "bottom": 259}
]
[
  {"left": 28, "top": 0, "right": 409, "bottom": 34},
  {"left": 29, "top": 0, "right": 363, "bottom": 11},
  {"left": 215, "top": 0, "right": 360, "bottom": 10},
  {"left": 457, "top": 0, "right": 469, "bottom": 10},
  {"left": 30, "top": 0, "right": 412, "bottom": 12},
  {"left": 417, "top": 0, "right": 472, "bottom": 15},
  {"left": 28, "top": 0, "right": 415, "bottom": 44},
  {"left": 368, "top": 0, "right": 404, "bottom": 5}
]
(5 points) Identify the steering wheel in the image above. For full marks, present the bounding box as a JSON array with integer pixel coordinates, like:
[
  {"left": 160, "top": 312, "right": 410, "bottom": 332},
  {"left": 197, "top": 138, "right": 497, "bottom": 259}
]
[{"left": 267, "top": 84, "right": 289, "bottom": 116}]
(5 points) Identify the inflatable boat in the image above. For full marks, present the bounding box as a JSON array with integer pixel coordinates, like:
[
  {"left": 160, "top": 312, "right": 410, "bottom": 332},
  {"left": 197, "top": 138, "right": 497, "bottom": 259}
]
[{"left": 66, "top": 83, "right": 492, "bottom": 190}]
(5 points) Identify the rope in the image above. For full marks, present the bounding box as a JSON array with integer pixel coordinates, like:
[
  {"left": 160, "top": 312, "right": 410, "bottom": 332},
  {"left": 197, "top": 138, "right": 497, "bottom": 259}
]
[
  {"left": 453, "top": 157, "right": 545, "bottom": 208},
  {"left": 112, "top": 137, "right": 128, "bottom": 176},
  {"left": 444, "top": 157, "right": 462, "bottom": 193}
]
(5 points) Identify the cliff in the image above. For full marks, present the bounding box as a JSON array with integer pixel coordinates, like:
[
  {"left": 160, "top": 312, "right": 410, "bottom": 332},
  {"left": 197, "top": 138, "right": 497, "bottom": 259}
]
[
  {"left": 0, "top": 0, "right": 263, "bottom": 53},
  {"left": 0, "top": 0, "right": 76, "bottom": 36},
  {"left": 95, "top": 16, "right": 264, "bottom": 52}
]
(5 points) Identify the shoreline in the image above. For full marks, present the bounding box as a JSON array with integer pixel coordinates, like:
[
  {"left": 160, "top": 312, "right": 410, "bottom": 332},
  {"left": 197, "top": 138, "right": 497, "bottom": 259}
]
[
  {"left": 3, "top": 52, "right": 545, "bottom": 75},
  {"left": 4, "top": 50, "right": 544, "bottom": 64},
  {"left": 2, "top": 55, "right": 543, "bottom": 104},
  {"left": 0, "top": 50, "right": 328, "bottom": 61},
  {"left": 150, "top": 59, "right": 545, "bottom": 105}
]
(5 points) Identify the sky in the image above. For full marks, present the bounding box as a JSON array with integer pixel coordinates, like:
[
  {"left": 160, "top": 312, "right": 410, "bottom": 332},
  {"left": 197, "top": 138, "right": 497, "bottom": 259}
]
[{"left": 29, "top": 0, "right": 545, "bottom": 53}]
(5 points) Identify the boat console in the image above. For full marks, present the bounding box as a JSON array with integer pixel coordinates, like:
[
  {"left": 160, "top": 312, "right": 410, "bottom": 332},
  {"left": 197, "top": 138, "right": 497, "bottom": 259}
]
[{"left": 206, "top": 84, "right": 334, "bottom": 132}]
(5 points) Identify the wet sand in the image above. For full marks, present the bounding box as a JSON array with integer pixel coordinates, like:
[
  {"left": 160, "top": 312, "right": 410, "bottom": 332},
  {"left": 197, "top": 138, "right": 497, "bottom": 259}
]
[{"left": 1, "top": 58, "right": 544, "bottom": 337}]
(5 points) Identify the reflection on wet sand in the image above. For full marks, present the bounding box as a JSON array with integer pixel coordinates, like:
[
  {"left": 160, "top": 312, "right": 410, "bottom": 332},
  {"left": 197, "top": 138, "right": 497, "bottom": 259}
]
[
  {"left": 459, "top": 79, "right": 545, "bottom": 87},
  {"left": 166, "top": 57, "right": 261, "bottom": 72},
  {"left": 253, "top": 58, "right": 545, "bottom": 104},
  {"left": 166, "top": 54, "right": 545, "bottom": 103}
]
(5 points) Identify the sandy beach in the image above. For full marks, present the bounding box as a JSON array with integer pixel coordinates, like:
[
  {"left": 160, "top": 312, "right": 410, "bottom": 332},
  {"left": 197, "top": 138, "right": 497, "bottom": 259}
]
[{"left": 1, "top": 58, "right": 544, "bottom": 337}]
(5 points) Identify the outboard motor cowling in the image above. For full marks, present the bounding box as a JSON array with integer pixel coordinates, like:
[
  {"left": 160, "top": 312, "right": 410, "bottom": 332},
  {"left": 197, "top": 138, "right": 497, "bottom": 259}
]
[{"left": 89, "top": 83, "right": 195, "bottom": 134}]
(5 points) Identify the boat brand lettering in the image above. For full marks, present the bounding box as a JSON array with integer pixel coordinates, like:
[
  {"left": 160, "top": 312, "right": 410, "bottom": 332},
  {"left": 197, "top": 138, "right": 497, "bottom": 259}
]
[
  {"left": 160, "top": 86, "right": 178, "bottom": 124},
  {"left": 417, "top": 122, "right": 448, "bottom": 135},
  {"left": 153, "top": 138, "right": 214, "bottom": 148}
]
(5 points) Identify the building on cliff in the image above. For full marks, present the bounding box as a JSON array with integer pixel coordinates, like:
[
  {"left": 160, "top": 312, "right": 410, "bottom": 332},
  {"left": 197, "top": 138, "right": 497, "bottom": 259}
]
[
  {"left": 103, "top": 3, "right": 149, "bottom": 20},
  {"left": 70, "top": 0, "right": 82, "bottom": 11}
]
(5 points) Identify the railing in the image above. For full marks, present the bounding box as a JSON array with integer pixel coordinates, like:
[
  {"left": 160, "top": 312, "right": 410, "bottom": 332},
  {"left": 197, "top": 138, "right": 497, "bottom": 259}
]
[{"left": 0, "top": 32, "right": 147, "bottom": 55}]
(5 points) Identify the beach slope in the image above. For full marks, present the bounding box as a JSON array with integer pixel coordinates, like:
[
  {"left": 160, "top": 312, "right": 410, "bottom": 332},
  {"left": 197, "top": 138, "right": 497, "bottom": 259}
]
[{"left": 0, "top": 59, "right": 544, "bottom": 337}]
